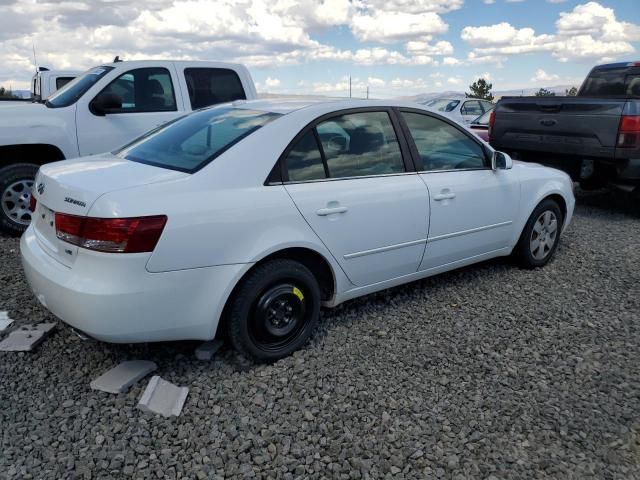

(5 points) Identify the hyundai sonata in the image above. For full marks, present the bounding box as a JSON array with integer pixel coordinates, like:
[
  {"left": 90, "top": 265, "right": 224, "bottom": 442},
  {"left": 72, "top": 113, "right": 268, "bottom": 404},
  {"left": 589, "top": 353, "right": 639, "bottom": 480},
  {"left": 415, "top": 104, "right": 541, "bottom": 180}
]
[{"left": 21, "top": 99, "right": 575, "bottom": 362}]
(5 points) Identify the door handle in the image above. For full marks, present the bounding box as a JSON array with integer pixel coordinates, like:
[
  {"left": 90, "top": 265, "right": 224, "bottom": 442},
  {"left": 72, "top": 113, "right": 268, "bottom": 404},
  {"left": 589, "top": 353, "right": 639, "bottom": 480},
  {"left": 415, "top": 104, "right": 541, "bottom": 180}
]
[
  {"left": 316, "top": 206, "right": 348, "bottom": 216},
  {"left": 433, "top": 192, "right": 456, "bottom": 201}
]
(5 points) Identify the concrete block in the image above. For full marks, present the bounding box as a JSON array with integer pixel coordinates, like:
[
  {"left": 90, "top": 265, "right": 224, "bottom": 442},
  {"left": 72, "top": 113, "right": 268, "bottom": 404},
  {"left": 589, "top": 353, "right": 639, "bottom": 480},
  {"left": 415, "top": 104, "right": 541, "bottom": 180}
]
[
  {"left": 0, "top": 329, "right": 46, "bottom": 351},
  {"left": 21, "top": 322, "right": 57, "bottom": 333},
  {"left": 194, "top": 339, "right": 223, "bottom": 361},
  {"left": 90, "top": 360, "right": 158, "bottom": 394},
  {"left": 137, "top": 376, "right": 189, "bottom": 417},
  {"left": 0, "top": 312, "right": 13, "bottom": 334}
]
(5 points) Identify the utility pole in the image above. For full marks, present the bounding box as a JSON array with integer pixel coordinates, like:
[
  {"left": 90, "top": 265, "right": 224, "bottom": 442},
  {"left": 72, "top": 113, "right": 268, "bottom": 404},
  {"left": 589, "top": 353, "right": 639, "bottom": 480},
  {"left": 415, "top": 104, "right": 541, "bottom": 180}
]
[
  {"left": 366, "top": 86, "right": 369, "bottom": 99},
  {"left": 349, "top": 76, "right": 352, "bottom": 98}
]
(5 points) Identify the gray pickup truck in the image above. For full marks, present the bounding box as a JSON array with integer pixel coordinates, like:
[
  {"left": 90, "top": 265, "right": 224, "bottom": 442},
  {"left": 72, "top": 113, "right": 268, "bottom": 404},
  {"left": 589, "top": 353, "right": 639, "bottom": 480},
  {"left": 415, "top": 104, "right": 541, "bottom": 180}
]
[{"left": 490, "top": 62, "right": 640, "bottom": 193}]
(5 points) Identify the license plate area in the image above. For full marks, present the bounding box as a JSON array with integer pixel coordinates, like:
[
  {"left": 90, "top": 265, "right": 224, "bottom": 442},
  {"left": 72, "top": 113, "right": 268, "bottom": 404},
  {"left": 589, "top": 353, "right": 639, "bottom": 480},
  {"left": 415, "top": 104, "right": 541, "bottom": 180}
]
[{"left": 34, "top": 204, "right": 77, "bottom": 267}]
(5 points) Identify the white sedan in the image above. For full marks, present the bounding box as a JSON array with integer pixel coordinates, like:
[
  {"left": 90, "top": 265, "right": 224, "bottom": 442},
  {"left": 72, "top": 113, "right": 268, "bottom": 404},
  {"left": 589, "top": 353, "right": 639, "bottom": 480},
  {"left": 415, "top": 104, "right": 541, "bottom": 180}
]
[
  {"left": 423, "top": 96, "right": 494, "bottom": 124},
  {"left": 21, "top": 99, "right": 575, "bottom": 362}
]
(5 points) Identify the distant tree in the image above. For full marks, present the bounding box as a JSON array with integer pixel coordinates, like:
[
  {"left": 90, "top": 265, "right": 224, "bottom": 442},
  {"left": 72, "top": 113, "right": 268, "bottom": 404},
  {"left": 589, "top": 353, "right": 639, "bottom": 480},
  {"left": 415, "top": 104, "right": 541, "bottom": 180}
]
[
  {"left": 565, "top": 86, "right": 578, "bottom": 96},
  {"left": 466, "top": 78, "right": 494, "bottom": 101},
  {"left": 0, "top": 87, "right": 18, "bottom": 99},
  {"left": 535, "top": 88, "right": 556, "bottom": 97}
]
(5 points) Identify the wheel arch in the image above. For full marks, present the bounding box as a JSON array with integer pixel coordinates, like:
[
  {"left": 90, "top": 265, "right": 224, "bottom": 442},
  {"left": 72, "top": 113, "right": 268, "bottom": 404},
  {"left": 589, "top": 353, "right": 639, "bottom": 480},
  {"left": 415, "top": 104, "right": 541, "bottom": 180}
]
[
  {"left": 0, "top": 144, "right": 66, "bottom": 168},
  {"left": 214, "top": 246, "right": 338, "bottom": 338}
]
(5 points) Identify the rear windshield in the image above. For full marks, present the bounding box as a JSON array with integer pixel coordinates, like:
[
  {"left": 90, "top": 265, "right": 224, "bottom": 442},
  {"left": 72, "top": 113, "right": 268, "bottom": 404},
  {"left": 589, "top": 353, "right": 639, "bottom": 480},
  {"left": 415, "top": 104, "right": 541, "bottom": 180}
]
[
  {"left": 580, "top": 68, "right": 640, "bottom": 97},
  {"left": 117, "top": 107, "right": 281, "bottom": 173},
  {"left": 46, "top": 67, "right": 114, "bottom": 108},
  {"left": 426, "top": 99, "right": 460, "bottom": 112}
]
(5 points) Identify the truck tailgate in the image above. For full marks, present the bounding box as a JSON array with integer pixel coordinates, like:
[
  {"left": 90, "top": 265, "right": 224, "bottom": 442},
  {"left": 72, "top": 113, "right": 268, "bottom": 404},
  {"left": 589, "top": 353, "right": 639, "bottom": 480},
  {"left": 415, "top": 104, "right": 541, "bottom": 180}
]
[{"left": 492, "top": 97, "right": 626, "bottom": 158}]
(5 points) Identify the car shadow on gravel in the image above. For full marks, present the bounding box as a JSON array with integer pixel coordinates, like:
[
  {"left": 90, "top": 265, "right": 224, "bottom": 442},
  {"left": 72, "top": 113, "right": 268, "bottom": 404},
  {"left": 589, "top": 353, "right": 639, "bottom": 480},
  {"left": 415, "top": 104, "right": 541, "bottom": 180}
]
[{"left": 576, "top": 186, "right": 640, "bottom": 218}]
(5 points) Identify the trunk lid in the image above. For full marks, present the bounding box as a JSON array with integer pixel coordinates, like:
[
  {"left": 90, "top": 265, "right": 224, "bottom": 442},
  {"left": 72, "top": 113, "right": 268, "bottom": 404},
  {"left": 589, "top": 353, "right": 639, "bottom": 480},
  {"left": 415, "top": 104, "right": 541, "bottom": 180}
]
[{"left": 33, "top": 154, "right": 188, "bottom": 267}]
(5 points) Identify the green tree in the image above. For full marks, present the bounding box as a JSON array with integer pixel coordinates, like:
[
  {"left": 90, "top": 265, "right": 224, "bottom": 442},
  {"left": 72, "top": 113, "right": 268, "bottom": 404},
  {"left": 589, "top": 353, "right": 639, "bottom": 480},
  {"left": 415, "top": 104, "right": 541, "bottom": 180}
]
[
  {"left": 565, "top": 86, "right": 578, "bottom": 96},
  {"left": 0, "top": 87, "right": 18, "bottom": 99},
  {"left": 466, "top": 78, "right": 494, "bottom": 101},
  {"left": 535, "top": 88, "right": 556, "bottom": 97}
]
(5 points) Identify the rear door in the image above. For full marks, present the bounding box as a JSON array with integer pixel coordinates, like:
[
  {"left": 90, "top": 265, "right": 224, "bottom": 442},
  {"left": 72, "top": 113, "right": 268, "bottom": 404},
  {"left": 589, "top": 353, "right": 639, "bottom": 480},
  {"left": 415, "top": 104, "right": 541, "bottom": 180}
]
[
  {"left": 398, "top": 109, "right": 519, "bottom": 270},
  {"left": 76, "top": 65, "right": 184, "bottom": 155},
  {"left": 283, "top": 109, "right": 430, "bottom": 287}
]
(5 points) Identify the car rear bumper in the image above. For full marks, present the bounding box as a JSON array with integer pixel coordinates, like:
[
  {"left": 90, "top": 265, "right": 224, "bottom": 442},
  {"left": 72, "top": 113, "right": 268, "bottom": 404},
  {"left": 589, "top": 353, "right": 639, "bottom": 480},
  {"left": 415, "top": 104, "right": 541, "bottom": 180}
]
[{"left": 20, "top": 227, "right": 248, "bottom": 343}]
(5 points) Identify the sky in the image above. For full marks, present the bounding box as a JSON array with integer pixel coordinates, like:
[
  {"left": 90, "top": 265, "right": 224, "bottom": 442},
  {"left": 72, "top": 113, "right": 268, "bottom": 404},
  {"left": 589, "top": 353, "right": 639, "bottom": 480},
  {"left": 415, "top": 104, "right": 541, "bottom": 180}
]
[{"left": 1, "top": 0, "right": 639, "bottom": 97}]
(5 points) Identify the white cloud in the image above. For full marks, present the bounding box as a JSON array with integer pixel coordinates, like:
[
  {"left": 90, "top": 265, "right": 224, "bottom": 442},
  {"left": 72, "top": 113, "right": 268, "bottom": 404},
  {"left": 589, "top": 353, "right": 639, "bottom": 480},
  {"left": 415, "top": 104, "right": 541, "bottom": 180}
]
[
  {"left": 351, "top": 11, "right": 448, "bottom": 43},
  {"left": 406, "top": 40, "right": 454, "bottom": 56},
  {"left": 531, "top": 69, "right": 559, "bottom": 82},
  {"left": 461, "top": 2, "right": 640, "bottom": 64}
]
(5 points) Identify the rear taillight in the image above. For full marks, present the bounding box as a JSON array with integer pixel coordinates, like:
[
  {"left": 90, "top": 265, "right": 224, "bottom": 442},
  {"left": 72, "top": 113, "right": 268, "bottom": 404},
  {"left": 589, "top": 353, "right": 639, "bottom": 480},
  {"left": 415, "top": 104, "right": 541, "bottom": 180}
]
[
  {"left": 55, "top": 214, "right": 167, "bottom": 253},
  {"left": 488, "top": 110, "right": 496, "bottom": 140},
  {"left": 29, "top": 194, "right": 37, "bottom": 212},
  {"left": 617, "top": 115, "right": 640, "bottom": 147}
]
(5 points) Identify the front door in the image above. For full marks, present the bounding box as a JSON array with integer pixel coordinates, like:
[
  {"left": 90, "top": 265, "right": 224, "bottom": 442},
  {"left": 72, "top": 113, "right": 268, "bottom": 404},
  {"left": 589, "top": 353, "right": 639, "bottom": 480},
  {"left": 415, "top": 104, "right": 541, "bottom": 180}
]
[
  {"left": 282, "top": 110, "right": 430, "bottom": 287},
  {"left": 76, "top": 66, "right": 184, "bottom": 156},
  {"left": 398, "top": 109, "right": 520, "bottom": 270}
]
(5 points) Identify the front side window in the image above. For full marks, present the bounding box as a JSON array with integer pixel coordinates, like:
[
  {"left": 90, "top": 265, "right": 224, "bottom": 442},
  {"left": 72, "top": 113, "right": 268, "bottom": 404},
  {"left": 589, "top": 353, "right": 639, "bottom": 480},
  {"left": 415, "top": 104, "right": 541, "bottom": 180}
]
[
  {"left": 96, "top": 67, "right": 177, "bottom": 113},
  {"left": 461, "top": 100, "right": 483, "bottom": 117},
  {"left": 46, "top": 66, "right": 114, "bottom": 108},
  {"left": 184, "top": 68, "right": 246, "bottom": 110},
  {"left": 117, "top": 107, "right": 280, "bottom": 173},
  {"left": 401, "top": 111, "right": 487, "bottom": 171}
]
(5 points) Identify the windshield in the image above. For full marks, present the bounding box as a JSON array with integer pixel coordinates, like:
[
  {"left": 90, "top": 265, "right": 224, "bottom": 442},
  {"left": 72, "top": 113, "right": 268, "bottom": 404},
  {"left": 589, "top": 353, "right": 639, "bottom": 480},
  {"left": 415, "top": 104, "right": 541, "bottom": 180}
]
[
  {"left": 472, "top": 108, "right": 493, "bottom": 125},
  {"left": 425, "top": 99, "right": 461, "bottom": 113},
  {"left": 46, "top": 66, "right": 114, "bottom": 108},
  {"left": 117, "top": 107, "right": 282, "bottom": 173}
]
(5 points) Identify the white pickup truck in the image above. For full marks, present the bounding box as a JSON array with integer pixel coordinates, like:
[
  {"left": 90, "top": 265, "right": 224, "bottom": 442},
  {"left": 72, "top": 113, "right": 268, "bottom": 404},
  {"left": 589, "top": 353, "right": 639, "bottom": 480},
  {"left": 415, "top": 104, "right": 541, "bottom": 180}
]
[
  {"left": 0, "top": 59, "right": 257, "bottom": 235},
  {"left": 31, "top": 68, "right": 81, "bottom": 102}
]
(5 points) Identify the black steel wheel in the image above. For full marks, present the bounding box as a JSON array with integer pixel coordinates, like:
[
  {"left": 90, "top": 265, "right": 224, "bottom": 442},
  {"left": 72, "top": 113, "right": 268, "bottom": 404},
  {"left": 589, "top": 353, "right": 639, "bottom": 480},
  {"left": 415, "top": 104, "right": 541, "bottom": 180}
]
[{"left": 227, "top": 259, "right": 321, "bottom": 363}]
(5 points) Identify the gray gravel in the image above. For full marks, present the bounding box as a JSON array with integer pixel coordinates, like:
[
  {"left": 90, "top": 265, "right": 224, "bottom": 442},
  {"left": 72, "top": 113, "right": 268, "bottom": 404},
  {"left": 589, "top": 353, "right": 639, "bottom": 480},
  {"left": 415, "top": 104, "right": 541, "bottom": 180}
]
[{"left": 1, "top": 189, "right": 639, "bottom": 479}]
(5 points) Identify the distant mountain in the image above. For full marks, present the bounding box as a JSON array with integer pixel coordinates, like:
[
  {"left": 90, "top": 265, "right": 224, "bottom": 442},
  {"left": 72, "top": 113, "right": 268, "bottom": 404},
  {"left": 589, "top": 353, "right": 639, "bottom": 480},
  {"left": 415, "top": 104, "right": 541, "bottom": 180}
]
[{"left": 401, "top": 85, "right": 577, "bottom": 103}]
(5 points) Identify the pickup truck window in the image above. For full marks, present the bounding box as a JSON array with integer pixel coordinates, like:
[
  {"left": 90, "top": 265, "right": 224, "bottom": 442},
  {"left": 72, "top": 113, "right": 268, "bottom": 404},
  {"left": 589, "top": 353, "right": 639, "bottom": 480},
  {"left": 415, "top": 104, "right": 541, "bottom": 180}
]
[
  {"left": 184, "top": 68, "right": 247, "bottom": 110},
  {"left": 97, "top": 67, "right": 177, "bottom": 113},
  {"left": 401, "top": 111, "right": 487, "bottom": 171},
  {"left": 118, "top": 107, "right": 281, "bottom": 173},
  {"left": 580, "top": 68, "right": 640, "bottom": 97},
  {"left": 55, "top": 77, "right": 75, "bottom": 90},
  {"left": 46, "top": 66, "right": 114, "bottom": 108}
]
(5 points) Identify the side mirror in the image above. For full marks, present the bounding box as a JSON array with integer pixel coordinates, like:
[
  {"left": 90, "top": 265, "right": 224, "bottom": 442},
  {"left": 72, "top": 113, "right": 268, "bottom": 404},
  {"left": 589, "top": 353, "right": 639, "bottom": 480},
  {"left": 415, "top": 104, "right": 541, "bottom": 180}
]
[
  {"left": 90, "top": 92, "right": 122, "bottom": 116},
  {"left": 491, "top": 151, "right": 513, "bottom": 170}
]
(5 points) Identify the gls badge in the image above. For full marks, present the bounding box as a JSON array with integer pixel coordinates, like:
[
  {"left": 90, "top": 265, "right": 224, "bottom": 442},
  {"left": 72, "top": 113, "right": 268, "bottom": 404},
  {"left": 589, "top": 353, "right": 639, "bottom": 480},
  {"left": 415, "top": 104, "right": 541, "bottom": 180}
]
[{"left": 37, "top": 183, "right": 45, "bottom": 195}]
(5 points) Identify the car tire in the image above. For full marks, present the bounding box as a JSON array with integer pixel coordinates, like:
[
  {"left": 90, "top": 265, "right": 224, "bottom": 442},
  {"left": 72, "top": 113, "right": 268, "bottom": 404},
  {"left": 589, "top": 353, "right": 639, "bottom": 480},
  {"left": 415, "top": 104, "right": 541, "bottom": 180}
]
[
  {"left": 514, "top": 199, "right": 563, "bottom": 269},
  {"left": 0, "top": 163, "right": 39, "bottom": 236},
  {"left": 227, "top": 259, "right": 321, "bottom": 363}
]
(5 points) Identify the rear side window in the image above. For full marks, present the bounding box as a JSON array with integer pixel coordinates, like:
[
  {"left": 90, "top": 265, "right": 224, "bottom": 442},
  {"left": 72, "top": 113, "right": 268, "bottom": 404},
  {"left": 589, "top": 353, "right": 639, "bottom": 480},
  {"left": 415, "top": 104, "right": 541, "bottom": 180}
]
[
  {"left": 285, "top": 131, "right": 326, "bottom": 182},
  {"left": 401, "top": 111, "right": 487, "bottom": 171},
  {"left": 580, "top": 68, "right": 640, "bottom": 97},
  {"left": 284, "top": 111, "right": 405, "bottom": 181},
  {"left": 184, "top": 68, "right": 246, "bottom": 110},
  {"left": 55, "top": 77, "right": 74, "bottom": 90},
  {"left": 118, "top": 107, "right": 280, "bottom": 173},
  {"left": 96, "top": 67, "right": 177, "bottom": 113}
]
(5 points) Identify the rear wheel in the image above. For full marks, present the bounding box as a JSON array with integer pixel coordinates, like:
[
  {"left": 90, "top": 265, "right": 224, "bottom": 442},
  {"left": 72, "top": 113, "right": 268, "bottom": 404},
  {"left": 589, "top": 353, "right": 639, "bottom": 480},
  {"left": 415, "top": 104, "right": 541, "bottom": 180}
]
[
  {"left": 514, "top": 199, "right": 563, "bottom": 269},
  {"left": 0, "top": 163, "right": 39, "bottom": 236},
  {"left": 227, "top": 259, "right": 321, "bottom": 363}
]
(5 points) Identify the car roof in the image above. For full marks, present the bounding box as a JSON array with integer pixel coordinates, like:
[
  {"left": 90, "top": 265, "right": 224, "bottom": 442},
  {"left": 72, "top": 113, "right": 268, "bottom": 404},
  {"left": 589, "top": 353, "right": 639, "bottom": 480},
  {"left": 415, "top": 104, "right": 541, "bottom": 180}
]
[{"left": 232, "top": 98, "right": 440, "bottom": 116}]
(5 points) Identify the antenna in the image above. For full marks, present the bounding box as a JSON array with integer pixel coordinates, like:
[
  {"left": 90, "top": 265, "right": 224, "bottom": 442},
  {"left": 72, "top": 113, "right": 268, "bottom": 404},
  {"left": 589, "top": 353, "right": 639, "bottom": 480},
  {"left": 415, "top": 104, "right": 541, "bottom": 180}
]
[{"left": 32, "top": 41, "right": 38, "bottom": 73}]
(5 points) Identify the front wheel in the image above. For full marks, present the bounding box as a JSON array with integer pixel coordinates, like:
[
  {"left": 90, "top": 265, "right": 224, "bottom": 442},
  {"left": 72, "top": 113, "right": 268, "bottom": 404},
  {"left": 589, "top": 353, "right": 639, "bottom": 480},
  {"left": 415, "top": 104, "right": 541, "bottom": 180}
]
[
  {"left": 227, "top": 259, "right": 321, "bottom": 363},
  {"left": 0, "top": 163, "right": 39, "bottom": 236},
  {"left": 513, "top": 199, "right": 563, "bottom": 269}
]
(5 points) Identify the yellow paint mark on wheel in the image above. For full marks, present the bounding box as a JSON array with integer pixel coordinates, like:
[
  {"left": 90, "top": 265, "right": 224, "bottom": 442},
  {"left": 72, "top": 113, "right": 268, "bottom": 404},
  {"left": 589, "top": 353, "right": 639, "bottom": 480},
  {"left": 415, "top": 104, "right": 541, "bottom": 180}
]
[{"left": 292, "top": 287, "right": 304, "bottom": 301}]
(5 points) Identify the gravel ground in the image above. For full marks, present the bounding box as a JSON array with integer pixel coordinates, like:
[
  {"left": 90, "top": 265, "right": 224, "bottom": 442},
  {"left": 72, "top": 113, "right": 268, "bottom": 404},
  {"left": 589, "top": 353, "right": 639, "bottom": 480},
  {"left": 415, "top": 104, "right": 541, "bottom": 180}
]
[{"left": 1, "top": 189, "right": 639, "bottom": 480}]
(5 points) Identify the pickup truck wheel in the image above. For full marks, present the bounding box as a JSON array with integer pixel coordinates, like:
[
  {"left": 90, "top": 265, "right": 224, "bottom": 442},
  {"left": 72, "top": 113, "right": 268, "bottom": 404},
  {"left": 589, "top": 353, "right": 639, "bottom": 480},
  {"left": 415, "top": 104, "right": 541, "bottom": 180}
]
[
  {"left": 0, "top": 163, "right": 39, "bottom": 236},
  {"left": 227, "top": 259, "right": 321, "bottom": 363},
  {"left": 514, "top": 199, "right": 563, "bottom": 269}
]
